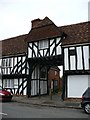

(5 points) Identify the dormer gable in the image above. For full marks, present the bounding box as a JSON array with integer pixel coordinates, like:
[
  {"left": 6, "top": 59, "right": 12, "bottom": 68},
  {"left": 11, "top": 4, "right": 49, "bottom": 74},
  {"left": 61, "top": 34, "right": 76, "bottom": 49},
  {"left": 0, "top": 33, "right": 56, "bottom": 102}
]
[{"left": 25, "top": 17, "right": 63, "bottom": 42}]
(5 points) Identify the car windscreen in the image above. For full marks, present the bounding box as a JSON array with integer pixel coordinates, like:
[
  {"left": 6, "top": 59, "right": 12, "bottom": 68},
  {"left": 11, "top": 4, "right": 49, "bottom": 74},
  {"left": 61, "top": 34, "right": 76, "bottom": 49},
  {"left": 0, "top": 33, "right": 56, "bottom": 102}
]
[
  {"left": 0, "top": 86, "right": 2, "bottom": 90},
  {"left": 83, "top": 87, "right": 90, "bottom": 97}
]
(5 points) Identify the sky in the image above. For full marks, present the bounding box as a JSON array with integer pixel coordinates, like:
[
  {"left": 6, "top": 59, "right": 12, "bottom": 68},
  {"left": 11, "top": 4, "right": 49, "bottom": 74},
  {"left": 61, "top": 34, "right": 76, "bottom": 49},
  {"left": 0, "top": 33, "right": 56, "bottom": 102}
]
[{"left": 0, "top": 0, "right": 89, "bottom": 40}]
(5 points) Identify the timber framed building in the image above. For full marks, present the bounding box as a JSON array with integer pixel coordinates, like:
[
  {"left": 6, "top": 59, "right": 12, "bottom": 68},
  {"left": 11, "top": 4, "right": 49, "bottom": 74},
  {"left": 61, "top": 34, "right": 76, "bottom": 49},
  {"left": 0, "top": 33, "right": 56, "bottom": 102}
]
[{"left": 0, "top": 17, "right": 89, "bottom": 99}]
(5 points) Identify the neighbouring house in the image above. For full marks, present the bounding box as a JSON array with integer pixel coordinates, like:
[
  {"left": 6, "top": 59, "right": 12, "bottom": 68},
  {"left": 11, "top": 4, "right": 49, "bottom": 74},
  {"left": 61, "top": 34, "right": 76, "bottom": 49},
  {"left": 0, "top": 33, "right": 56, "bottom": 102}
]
[
  {"left": 0, "top": 35, "right": 28, "bottom": 95},
  {"left": 0, "top": 16, "right": 89, "bottom": 99},
  {"left": 61, "top": 21, "right": 90, "bottom": 99}
]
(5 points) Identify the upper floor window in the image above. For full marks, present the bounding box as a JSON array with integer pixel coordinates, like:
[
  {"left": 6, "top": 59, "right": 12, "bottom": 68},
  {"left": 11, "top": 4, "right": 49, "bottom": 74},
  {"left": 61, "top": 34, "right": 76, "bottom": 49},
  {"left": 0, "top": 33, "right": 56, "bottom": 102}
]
[
  {"left": 39, "top": 40, "right": 48, "bottom": 49},
  {"left": 2, "top": 58, "right": 11, "bottom": 67},
  {"left": 69, "top": 47, "right": 76, "bottom": 56}
]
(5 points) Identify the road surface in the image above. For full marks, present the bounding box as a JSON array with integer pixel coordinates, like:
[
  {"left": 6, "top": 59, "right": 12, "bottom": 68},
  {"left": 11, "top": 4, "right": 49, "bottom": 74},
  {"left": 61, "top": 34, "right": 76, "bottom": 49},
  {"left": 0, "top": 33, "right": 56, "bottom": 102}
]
[{"left": 0, "top": 102, "right": 89, "bottom": 118}]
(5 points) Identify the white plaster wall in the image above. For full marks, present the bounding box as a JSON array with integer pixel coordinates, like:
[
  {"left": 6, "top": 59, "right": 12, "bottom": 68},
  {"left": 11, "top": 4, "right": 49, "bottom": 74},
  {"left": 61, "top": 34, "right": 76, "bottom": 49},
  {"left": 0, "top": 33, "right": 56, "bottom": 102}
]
[
  {"left": 50, "top": 39, "right": 55, "bottom": 56},
  {"left": 56, "top": 37, "right": 61, "bottom": 55},
  {"left": 64, "top": 48, "right": 69, "bottom": 70},
  {"left": 19, "top": 78, "right": 23, "bottom": 93},
  {"left": 67, "top": 75, "right": 88, "bottom": 98},
  {"left": 70, "top": 56, "right": 76, "bottom": 70},
  {"left": 44, "top": 49, "right": 49, "bottom": 56},
  {"left": 34, "top": 42, "right": 38, "bottom": 57},
  {"left": 28, "top": 43, "right": 32, "bottom": 58},
  {"left": 64, "top": 45, "right": 89, "bottom": 71},
  {"left": 83, "top": 46, "right": 89, "bottom": 70},
  {"left": 76, "top": 47, "right": 83, "bottom": 70},
  {"left": 39, "top": 50, "right": 43, "bottom": 57},
  {"left": 22, "top": 56, "right": 26, "bottom": 74}
]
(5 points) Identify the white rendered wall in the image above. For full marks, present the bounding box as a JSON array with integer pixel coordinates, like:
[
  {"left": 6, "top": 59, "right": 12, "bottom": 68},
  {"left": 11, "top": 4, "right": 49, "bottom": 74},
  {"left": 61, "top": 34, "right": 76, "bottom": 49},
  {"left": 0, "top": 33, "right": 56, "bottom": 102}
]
[
  {"left": 83, "top": 46, "right": 89, "bottom": 70},
  {"left": 56, "top": 38, "right": 62, "bottom": 55},
  {"left": 64, "top": 45, "right": 89, "bottom": 71},
  {"left": 28, "top": 37, "right": 62, "bottom": 58},
  {"left": 64, "top": 48, "right": 69, "bottom": 70},
  {"left": 76, "top": 47, "right": 83, "bottom": 69},
  {"left": 67, "top": 75, "right": 89, "bottom": 98}
]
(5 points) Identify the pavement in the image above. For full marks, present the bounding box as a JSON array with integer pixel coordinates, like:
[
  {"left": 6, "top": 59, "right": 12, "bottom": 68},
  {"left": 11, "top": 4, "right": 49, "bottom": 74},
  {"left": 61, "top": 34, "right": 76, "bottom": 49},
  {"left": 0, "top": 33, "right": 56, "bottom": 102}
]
[{"left": 12, "top": 93, "right": 81, "bottom": 109}]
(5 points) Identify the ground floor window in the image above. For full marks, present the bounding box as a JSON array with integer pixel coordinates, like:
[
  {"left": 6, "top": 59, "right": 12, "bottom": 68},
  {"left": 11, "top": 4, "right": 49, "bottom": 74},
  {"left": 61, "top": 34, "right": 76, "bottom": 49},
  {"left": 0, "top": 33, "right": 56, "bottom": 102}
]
[{"left": 3, "top": 79, "right": 14, "bottom": 88}]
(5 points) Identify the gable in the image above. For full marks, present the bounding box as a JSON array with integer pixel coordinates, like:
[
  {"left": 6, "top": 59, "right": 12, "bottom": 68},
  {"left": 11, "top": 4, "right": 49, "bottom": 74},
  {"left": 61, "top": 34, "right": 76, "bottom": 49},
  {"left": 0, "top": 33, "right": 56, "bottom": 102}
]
[{"left": 25, "top": 17, "right": 63, "bottom": 42}]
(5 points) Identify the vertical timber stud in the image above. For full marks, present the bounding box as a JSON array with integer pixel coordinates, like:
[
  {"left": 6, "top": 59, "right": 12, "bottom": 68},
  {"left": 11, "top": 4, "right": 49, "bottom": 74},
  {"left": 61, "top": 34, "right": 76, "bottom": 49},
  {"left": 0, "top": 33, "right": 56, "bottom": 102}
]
[
  {"left": 61, "top": 47, "right": 65, "bottom": 100},
  {"left": 27, "top": 63, "right": 32, "bottom": 98},
  {"left": 39, "top": 65, "right": 41, "bottom": 97},
  {"left": 47, "top": 66, "right": 50, "bottom": 95}
]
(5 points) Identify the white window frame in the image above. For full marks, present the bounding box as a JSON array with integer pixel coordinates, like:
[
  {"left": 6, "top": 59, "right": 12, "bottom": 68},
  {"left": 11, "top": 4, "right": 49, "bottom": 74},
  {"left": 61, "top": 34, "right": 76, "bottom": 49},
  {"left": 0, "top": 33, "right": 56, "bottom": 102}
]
[
  {"left": 3, "top": 79, "right": 14, "bottom": 88},
  {"left": 39, "top": 40, "right": 48, "bottom": 49}
]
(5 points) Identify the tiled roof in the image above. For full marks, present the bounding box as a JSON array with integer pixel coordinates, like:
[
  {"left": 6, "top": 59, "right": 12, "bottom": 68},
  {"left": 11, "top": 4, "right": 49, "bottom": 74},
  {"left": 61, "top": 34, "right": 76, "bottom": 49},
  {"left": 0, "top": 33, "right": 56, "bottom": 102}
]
[
  {"left": 60, "top": 21, "right": 90, "bottom": 46},
  {"left": 25, "top": 17, "right": 63, "bottom": 42},
  {"left": 0, "top": 34, "right": 27, "bottom": 57},
  {"left": 0, "top": 17, "right": 89, "bottom": 57}
]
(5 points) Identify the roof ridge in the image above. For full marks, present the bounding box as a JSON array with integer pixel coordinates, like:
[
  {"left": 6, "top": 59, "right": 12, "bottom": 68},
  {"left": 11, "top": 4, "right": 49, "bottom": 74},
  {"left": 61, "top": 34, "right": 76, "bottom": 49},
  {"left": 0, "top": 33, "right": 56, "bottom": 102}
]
[
  {"left": 1, "top": 34, "right": 27, "bottom": 41},
  {"left": 59, "top": 21, "right": 89, "bottom": 28}
]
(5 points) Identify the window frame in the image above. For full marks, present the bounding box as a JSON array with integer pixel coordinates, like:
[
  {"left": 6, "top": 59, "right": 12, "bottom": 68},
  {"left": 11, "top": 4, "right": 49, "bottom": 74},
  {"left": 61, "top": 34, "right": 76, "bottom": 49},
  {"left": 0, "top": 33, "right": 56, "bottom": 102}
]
[{"left": 38, "top": 40, "right": 48, "bottom": 50}]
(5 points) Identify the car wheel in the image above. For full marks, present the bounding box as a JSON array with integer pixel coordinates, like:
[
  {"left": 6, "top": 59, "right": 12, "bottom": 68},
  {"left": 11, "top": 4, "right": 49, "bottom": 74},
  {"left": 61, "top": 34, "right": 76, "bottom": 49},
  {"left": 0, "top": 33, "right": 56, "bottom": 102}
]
[{"left": 84, "top": 103, "right": 90, "bottom": 114}]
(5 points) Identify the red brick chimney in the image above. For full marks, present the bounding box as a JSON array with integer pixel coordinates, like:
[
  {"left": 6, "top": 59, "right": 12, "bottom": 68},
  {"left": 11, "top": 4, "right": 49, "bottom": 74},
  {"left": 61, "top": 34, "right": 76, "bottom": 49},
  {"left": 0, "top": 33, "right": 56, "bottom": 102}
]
[{"left": 31, "top": 18, "right": 41, "bottom": 29}]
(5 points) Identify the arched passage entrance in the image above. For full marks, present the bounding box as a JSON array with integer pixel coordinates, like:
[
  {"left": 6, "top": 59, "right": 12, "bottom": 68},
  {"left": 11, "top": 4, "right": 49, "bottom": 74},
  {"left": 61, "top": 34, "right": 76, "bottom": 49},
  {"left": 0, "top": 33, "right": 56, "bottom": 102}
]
[{"left": 27, "top": 54, "right": 63, "bottom": 97}]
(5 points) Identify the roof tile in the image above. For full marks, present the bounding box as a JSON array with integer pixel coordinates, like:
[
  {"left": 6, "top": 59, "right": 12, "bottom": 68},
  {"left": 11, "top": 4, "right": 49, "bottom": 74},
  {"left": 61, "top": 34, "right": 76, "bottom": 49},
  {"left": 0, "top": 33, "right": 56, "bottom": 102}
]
[
  {"left": 60, "top": 21, "right": 90, "bottom": 45},
  {"left": 0, "top": 34, "right": 27, "bottom": 57},
  {"left": 25, "top": 17, "right": 62, "bottom": 42}
]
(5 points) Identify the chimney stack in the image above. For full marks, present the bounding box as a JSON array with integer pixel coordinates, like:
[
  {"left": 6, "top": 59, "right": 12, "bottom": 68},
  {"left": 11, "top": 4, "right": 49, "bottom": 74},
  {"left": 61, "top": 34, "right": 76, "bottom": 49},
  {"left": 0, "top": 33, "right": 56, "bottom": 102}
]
[{"left": 31, "top": 18, "right": 41, "bottom": 29}]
